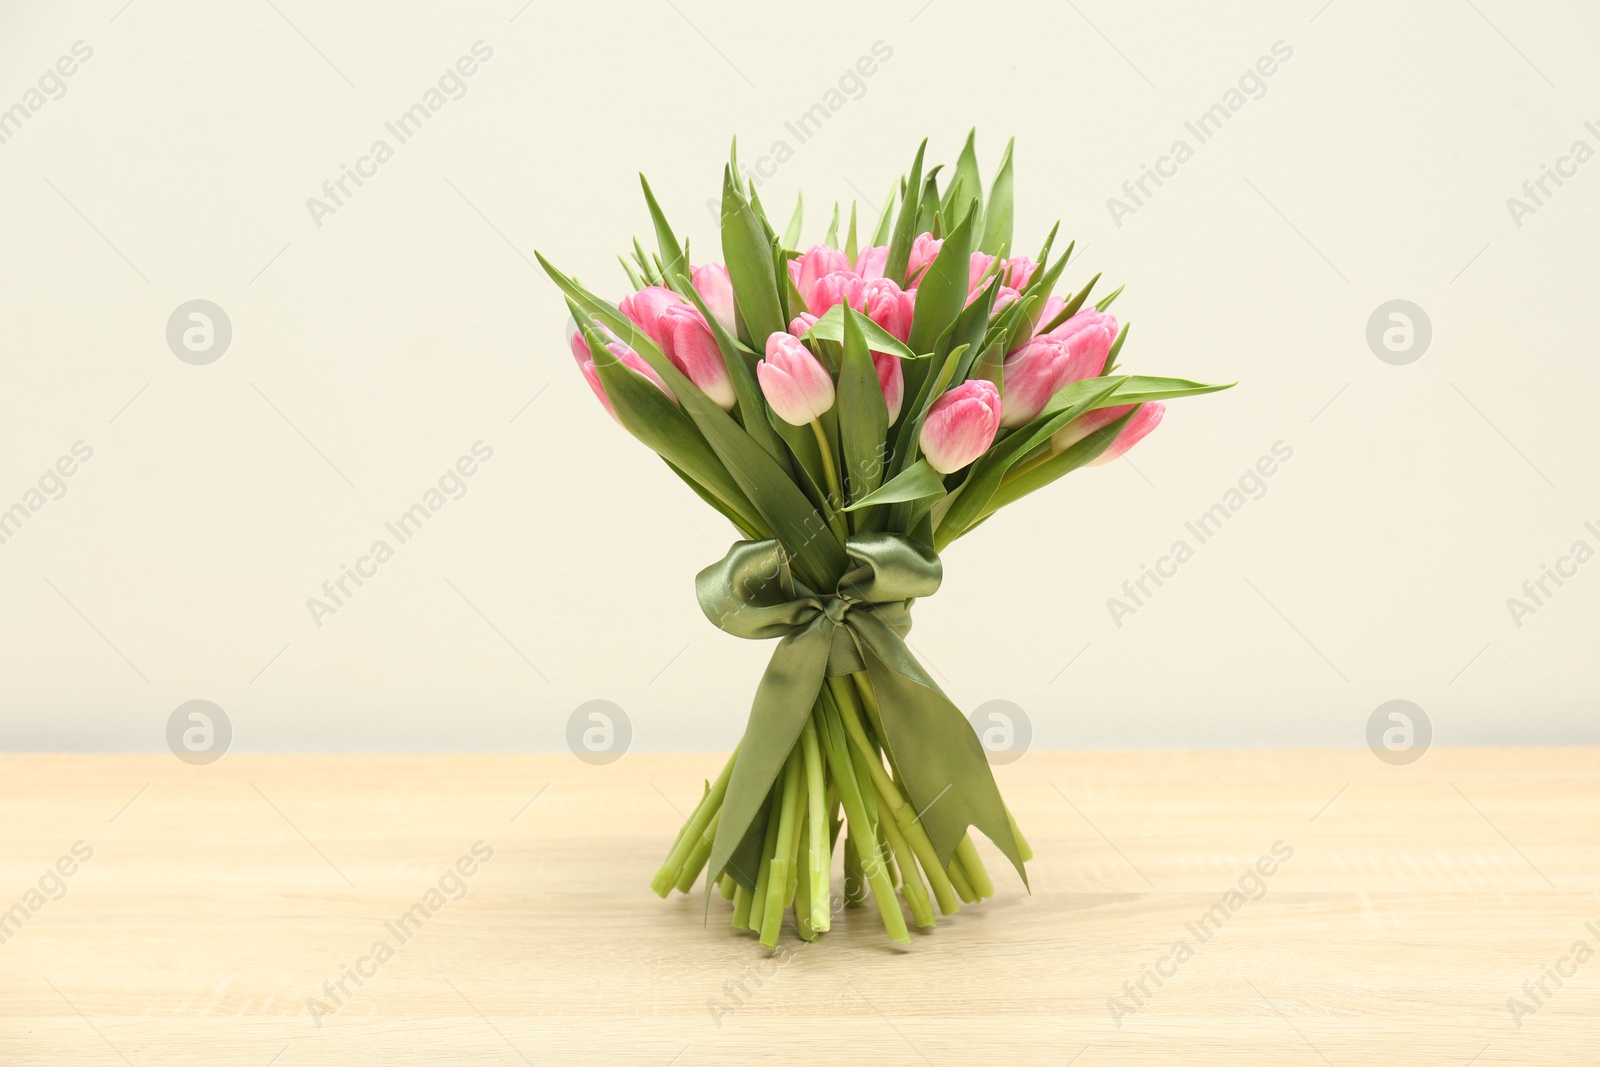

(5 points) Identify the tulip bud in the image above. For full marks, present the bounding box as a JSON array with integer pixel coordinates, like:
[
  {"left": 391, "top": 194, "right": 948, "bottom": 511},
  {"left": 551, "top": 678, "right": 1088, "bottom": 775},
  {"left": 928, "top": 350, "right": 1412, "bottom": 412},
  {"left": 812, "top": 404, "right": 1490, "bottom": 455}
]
[
  {"left": 1049, "top": 309, "right": 1119, "bottom": 381},
  {"left": 802, "top": 270, "right": 851, "bottom": 318},
  {"left": 907, "top": 232, "right": 943, "bottom": 280},
  {"left": 858, "top": 278, "right": 916, "bottom": 343},
  {"left": 788, "top": 312, "right": 819, "bottom": 338},
  {"left": 874, "top": 351, "right": 904, "bottom": 426},
  {"left": 919, "top": 380, "right": 1001, "bottom": 474},
  {"left": 658, "top": 304, "right": 736, "bottom": 411},
  {"left": 789, "top": 246, "right": 850, "bottom": 308},
  {"left": 999, "top": 336, "right": 1074, "bottom": 429},
  {"left": 854, "top": 245, "right": 888, "bottom": 280},
  {"left": 1033, "top": 294, "right": 1068, "bottom": 334},
  {"left": 1000, "top": 255, "right": 1038, "bottom": 290},
  {"left": 1049, "top": 403, "right": 1130, "bottom": 454},
  {"left": 571, "top": 331, "right": 672, "bottom": 421},
  {"left": 618, "top": 285, "right": 687, "bottom": 345},
  {"left": 1049, "top": 309, "right": 1118, "bottom": 347},
  {"left": 691, "top": 264, "right": 736, "bottom": 334},
  {"left": 758, "top": 332, "right": 835, "bottom": 426},
  {"left": 968, "top": 251, "right": 997, "bottom": 293},
  {"left": 1087, "top": 402, "right": 1163, "bottom": 465}
]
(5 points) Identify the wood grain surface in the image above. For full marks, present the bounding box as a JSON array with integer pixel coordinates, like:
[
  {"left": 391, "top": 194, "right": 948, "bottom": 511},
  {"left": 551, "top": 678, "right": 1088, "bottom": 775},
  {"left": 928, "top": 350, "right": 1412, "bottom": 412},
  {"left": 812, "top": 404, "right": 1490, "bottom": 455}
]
[{"left": 2, "top": 748, "right": 1596, "bottom": 1066}]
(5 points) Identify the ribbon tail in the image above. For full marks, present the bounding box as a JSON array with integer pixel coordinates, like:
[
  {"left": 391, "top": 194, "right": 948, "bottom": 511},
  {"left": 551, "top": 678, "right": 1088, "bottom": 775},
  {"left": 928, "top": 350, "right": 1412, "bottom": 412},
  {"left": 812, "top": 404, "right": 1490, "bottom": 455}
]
[
  {"left": 852, "top": 613, "right": 1029, "bottom": 889},
  {"left": 707, "top": 617, "right": 834, "bottom": 892}
]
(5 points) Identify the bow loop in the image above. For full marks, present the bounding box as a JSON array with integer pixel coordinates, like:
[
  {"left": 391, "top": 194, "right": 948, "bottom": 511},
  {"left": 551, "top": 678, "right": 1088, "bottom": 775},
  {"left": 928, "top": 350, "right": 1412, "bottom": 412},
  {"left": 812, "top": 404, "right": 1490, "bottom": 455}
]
[{"left": 836, "top": 531, "right": 943, "bottom": 605}]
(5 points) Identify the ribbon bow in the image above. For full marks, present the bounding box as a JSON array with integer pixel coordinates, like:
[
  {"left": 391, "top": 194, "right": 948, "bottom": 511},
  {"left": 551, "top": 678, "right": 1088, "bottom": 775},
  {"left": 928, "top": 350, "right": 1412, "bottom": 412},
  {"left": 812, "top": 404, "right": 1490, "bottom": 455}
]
[{"left": 696, "top": 531, "right": 1026, "bottom": 891}]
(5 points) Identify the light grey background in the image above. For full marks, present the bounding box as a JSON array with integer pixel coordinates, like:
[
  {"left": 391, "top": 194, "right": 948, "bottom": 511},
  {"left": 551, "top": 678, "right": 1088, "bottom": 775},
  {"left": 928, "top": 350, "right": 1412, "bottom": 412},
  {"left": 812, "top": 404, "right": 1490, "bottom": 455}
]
[{"left": 2, "top": 0, "right": 1595, "bottom": 752}]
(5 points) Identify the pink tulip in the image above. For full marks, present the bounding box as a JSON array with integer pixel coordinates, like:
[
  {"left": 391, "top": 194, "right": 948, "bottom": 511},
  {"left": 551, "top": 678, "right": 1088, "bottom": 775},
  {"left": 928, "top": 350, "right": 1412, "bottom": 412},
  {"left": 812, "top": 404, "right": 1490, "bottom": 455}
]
[
  {"left": 658, "top": 304, "right": 736, "bottom": 411},
  {"left": 854, "top": 245, "right": 888, "bottom": 280},
  {"left": 999, "top": 334, "right": 1093, "bottom": 429},
  {"left": 789, "top": 246, "right": 850, "bottom": 307},
  {"left": 1049, "top": 403, "right": 1131, "bottom": 453},
  {"left": 874, "top": 351, "right": 904, "bottom": 425},
  {"left": 691, "top": 264, "right": 736, "bottom": 334},
  {"left": 1088, "top": 403, "right": 1164, "bottom": 465},
  {"left": 969, "top": 253, "right": 1038, "bottom": 295},
  {"left": 1047, "top": 309, "right": 1119, "bottom": 380},
  {"left": 571, "top": 330, "right": 672, "bottom": 420},
  {"left": 1033, "top": 294, "right": 1068, "bottom": 334},
  {"left": 618, "top": 285, "right": 687, "bottom": 345},
  {"left": 758, "top": 333, "right": 835, "bottom": 426},
  {"left": 783, "top": 306, "right": 900, "bottom": 422},
  {"left": 570, "top": 328, "right": 598, "bottom": 369},
  {"left": 858, "top": 278, "right": 915, "bottom": 343},
  {"left": 1001, "top": 256, "right": 1038, "bottom": 290},
  {"left": 806, "top": 270, "right": 857, "bottom": 317},
  {"left": 992, "top": 286, "right": 1022, "bottom": 314},
  {"left": 1049, "top": 308, "right": 1117, "bottom": 343},
  {"left": 920, "top": 380, "right": 1001, "bottom": 474},
  {"left": 968, "top": 252, "right": 996, "bottom": 293},
  {"left": 907, "top": 232, "right": 943, "bottom": 280},
  {"left": 806, "top": 272, "right": 915, "bottom": 343}
]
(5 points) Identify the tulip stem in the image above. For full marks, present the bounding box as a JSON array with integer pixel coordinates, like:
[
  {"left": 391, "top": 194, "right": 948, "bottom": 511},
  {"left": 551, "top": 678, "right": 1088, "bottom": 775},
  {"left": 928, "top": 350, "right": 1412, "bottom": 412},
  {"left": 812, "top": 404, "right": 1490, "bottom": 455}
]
[
  {"left": 650, "top": 746, "right": 737, "bottom": 897},
  {"left": 1002, "top": 448, "right": 1053, "bottom": 484},
  {"left": 816, "top": 691, "right": 909, "bottom": 943},
  {"left": 827, "top": 675, "right": 962, "bottom": 915},
  {"left": 800, "top": 717, "right": 831, "bottom": 933},
  {"left": 809, "top": 419, "right": 850, "bottom": 540}
]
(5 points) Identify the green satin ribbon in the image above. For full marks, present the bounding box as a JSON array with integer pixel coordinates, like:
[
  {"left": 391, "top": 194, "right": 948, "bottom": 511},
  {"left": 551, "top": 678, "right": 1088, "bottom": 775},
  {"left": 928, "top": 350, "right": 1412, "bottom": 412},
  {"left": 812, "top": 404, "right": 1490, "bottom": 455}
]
[{"left": 695, "top": 531, "right": 1027, "bottom": 892}]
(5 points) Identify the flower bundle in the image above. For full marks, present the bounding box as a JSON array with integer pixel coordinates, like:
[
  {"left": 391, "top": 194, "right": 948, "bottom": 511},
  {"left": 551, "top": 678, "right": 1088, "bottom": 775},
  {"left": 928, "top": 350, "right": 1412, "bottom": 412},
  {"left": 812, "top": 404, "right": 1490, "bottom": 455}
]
[{"left": 539, "top": 133, "right": 1230, "bottom": 946}]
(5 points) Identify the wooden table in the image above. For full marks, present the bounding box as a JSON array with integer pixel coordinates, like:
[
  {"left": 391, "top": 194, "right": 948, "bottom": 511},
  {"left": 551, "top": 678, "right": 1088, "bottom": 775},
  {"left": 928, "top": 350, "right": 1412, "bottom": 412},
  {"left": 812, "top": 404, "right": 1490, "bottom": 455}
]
[{"left": 3, "top": 749, "right": 1595, "bottom": 1066}]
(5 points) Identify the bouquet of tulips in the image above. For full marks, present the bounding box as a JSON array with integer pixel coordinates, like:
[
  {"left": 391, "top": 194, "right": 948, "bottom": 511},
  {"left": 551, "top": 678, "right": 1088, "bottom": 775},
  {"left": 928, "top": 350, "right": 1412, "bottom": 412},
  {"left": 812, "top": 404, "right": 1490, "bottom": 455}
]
[{"left": 539, "top": 133, "right": 1229, "bottom": 947}]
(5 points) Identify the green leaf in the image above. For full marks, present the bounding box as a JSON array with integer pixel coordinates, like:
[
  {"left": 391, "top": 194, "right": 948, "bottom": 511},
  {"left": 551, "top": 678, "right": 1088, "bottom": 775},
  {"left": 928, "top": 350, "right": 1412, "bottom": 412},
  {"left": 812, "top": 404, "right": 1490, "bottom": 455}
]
[
  {"left": 674, "top": 271, "right": 786, "bottom": 466},
  {"left": 943, "top": 273, "right": 1000, "bottom": 383},
  {"left": 1039, "top": 374, "right": 1235, "bottom": 419},
  {"left": 767, "top": 407, "right": 831, "bottom": 515},
  {"left": 823, "top": 201, "right": 840, "bottom": 248},
  {"left": 842, "top": 458, "right": 945, "bottom": 511},
  {"left": 884, "top": 140, "right": 927, "bottom": 285},
  {"left": 579, "top": 317, "right": 765, "bottom": 536},
  {"left": 845, "top": 202, "right": 859, "bottom": 264},
  {"left": 662, "top": 457, "right": 760, "bottom": 538},
  {"left": 639, "top": 175, "right": 687, "bottom": 286},
  {"left": 721, "top": 168, "right": 786, "bottom": 347},
  {"left": 914, "top": 167, "right": 942, "bottom": 237},
  {"left": 945, "top": 129, "right": 983, "bottom": 226},
  {"left": 869, "top": 179, "right": 897, "bottom": 246},
  {"left": 1103, "top": 321, "right": 1129, "bottom": 374},
  {"left": 632, "top": 237, "right": 661, "bottom": 286},
  {"left": 617, "top": 254, "right": 646, "bottom": 292},
  {"left": 978, "top": 138, "right": 1014, "bottom": 256},
  {"left": 747, "top": 187, "right": 779, "bottom": 244},
  {"left": 1034, "top": 222, "right": 1061, "bottom": 271},
  {"left": 907, "top": 200, "right": 977, "bottom": 356},
  {"left": 1037, "top": 272, "right": 1102, "bottom": 335},
  {"left": 980, "top": 408, "right": 1138, "bottom": 516},
  {"left": 773, "top": 236, "right": 797, "bottom": 325},
  {"left": 970, "top": 339, "right": 1004, "bottom": 388},
  {"left": 836, "top": 306, "right": 890, "bottom": 516},
  {"left": 934, "top": 377, "right": 1125, "bottom": 545},
  {"left": 783, "top": 191, "right": 804, "bottom": 250},
  {"left": 1096, "top": 283, "right": 1126, "bottom": 311},
  {"left": 1003, "top": 294, "right": 1043, "bottom": 354},
  {"left": 541, "top": 251, "right": 846, "bottom": 588},
  {"left": 890, "top": 342, "right": 968, "bottom": 489},
  {"left": 803, "top": 304, "right": 919, "bottom": 361}
]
